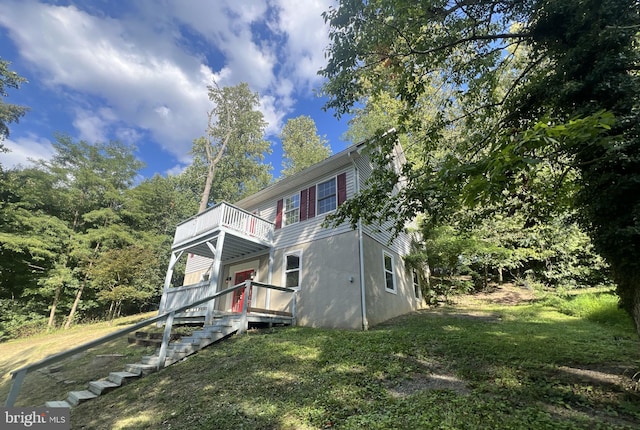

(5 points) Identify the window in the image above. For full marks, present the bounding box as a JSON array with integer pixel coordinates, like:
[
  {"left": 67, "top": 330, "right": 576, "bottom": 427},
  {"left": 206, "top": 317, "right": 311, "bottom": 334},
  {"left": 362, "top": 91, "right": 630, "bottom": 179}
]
[
  {"left": 284, "top": 194, "right": 300, "bottom": 226},
  {"left": 383, "top": 251, "right": 396, "bottom": 293},
  {"left": 284, "top": 251, "right": 302, "bottom": 289},
  {"left": 412, "top": 270, "right": 421, "bottom": 299},
  {"left": 317, "top": 178, "right": 337, "bottom": 215}
]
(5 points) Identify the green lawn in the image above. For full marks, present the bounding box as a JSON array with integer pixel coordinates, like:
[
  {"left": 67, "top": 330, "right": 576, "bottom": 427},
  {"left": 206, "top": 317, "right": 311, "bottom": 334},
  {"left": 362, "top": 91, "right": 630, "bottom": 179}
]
[
  {"left": 3, "top": 288, "right": 639, "bottom": 429},
  {"left": 67, "top": 288, "right": 639, "bottom": 429},
  {"left": 0, "top": 312, "right": 158, "bottom": 408}
]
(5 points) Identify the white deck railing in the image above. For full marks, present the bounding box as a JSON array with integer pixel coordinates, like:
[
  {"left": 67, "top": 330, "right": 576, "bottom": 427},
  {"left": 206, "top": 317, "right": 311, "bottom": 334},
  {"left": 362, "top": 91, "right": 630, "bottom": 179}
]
[
  {"left": 159, "top": 281, "right": 211, "bottom": 316},
  {"left": 173, "top": 202, "right": 274, "bottom": 246}
]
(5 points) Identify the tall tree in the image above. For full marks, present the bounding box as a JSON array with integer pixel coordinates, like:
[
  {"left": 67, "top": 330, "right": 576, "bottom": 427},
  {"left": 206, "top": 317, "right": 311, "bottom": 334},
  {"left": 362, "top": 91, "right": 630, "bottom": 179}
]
[
  {"left": 35, "top": 136, "right": 143, "bottom": 328},
  {"left": 320, "top": 0, "right": 640, "bottom": 331},
  {"left": 89, "top": 246, "right": 162, "bottom": 320},
  {"left": 280, "top": 115, "right": 331, "bottom": 177},
  {"left": 193, "top": 81, "right": 272, "bottom": 212},
  {"left": 0, "top": 137, "right": 209, "bottom": 336},
  {"left": 0, "top": 58, "right": 29, "bottom": 154},
  {"left": 0, "top": 167, "right": 71, "bottom": 323}
]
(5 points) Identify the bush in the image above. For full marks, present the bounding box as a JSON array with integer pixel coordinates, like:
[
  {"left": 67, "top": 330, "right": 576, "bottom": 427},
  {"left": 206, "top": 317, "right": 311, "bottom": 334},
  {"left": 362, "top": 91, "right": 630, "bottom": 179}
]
[
  {"left": 545, "top": 291, "right": 634, "bottom": 330},
  {"left": 0, "top": 299, "right": 48, "bottom": 341}
]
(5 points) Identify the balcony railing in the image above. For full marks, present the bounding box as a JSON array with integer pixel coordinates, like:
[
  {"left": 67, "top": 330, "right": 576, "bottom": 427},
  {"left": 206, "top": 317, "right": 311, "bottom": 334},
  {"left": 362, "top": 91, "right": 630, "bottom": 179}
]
[{"left": 173, "top": 202, "right": 274, "bottom": 246}]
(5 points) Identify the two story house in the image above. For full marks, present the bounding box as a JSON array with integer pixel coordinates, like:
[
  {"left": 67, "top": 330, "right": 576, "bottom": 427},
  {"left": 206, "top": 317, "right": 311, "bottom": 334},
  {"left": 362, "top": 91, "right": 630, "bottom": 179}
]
[{"left": 158, "top": 136, "right": 425, "bottom": 330}]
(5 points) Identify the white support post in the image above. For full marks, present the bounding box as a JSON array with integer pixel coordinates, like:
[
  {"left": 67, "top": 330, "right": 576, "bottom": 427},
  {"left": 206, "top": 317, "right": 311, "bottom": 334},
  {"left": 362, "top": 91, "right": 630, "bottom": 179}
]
[
  {"left": 204, "top": 232, "right": 225, "bottom": 323},
  {"left": 265, "top": 248, "right": 274, "bottom": 310},
  {"left": 158, "top": 250, "right": 183, "bottom": 327},
  {"left": 157, "top": 311, "right": 175, "bottom": 371},
  {"left": 238, "top": 280, "right": 251, "bottom": 334},
  {"left": 291, "top": 290, "right": 297, "bottom": 326}
]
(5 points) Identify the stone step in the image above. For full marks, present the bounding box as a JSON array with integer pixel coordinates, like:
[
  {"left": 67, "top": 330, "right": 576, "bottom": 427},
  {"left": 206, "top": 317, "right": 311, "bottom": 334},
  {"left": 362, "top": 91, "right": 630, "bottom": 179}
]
[
  {"left": 183, "top": 335, "right": 220, "bottom": 347},
  {"left": 167, "top": 343, "right": 197, "bottom": 354},
  {"left": 45, "top": 400, "right": 71, "bottom": 408},
  {"left": 165, "top": 350, "right": 189, "bottom": 361},
  {"left": 89, "top": 379, "right": 120, "bottom": 395},
  {"left": 108, "top": 371, "right": 140, "bottom": 385},
  {"left": 125, "top": 363, "right": 158, "bottom": 375},
  {"left": 177, "top": 336, "right": 202, "bottom": 345},
  {"left": 127, "top": 337, "right": 162, "bottom": 347},
  {"left": 127, "top": 331, "right": 181, "bottom": 346},
  {"left": 141, "top": 355, "right": 161, "bottom": 365},
  {"left": 192, "top": 327, "right": 222, "bottom": 337},
  {"left": 67, "top": 390, "right": 97, "bottom": 406},
  {"left": 46, "top": 317, "right": 242, "bottom": 409}
]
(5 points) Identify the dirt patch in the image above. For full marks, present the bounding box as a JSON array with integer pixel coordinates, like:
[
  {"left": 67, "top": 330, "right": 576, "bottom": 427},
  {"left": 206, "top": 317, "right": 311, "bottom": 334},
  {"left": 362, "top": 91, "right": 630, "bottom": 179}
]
[
  {"left": 386, "top": 372, "right": 470, "bottom": 397},
  {"left": 452, "top": 284, "right": 537, "bottom": 306},
  {"left": 427, "top": 310, "right": 502, "bottom": 322},
  {"left": 383, "top": 355, "right": 471, "bottom": 397},
  {"left": 557, "top": 364, "right": 640, "bottom": 391}
]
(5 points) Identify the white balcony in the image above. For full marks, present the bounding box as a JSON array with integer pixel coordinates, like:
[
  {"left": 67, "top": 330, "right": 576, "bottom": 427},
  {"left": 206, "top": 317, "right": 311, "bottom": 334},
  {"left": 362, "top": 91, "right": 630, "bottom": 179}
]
[{"left": 173, "top": 202, "right": 274, "bottom": 250}]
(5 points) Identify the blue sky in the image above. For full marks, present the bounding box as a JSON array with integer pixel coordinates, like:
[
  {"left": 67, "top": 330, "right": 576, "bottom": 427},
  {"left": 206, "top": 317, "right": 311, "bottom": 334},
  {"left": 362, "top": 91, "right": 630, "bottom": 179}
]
[{"left": 0, "top": 0, "right": 350, "bottom": 179}]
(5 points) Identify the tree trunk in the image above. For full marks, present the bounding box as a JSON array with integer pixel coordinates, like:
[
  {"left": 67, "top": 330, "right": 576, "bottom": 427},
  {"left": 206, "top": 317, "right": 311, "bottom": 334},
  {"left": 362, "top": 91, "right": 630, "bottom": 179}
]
[
  {"left": 64, "top": 242, "right": 100, "bottom": 329},
  {"left": 424, "top": 262, "right": 432, "bottom": 290},
  {"left": 498, "top": 267, "right": 503, "bottom": 284},
  {"left": 633, "top": 291, "right": 640, "bottom": 339},
  {"left": 198, "top": 161, "right": 216, "bottom": 213},
  {"left": 64, "top": 282, "right": 85, "bottom": 329},
  {"left": 49, "top": 214, "right": 79, "bottom": 327},
  {"left": 484, "top": 264, "right": 488, "bottom": 290},
  {"left": 197, "top": 105, "right": 233, "bottom": 213},
  {"left": 615, "top": 272, "right": 640, "bottom": 338},
  {"left": 107, "top": 301, "right": 115, "bottom": 321},
  {"left": 47, "top": 286, "right": 62, "bottom": 328}
]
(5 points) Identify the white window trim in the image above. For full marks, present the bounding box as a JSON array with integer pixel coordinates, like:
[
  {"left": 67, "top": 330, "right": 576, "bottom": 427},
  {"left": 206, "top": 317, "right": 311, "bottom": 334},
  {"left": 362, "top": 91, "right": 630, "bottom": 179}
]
[
  {"left": 283, "top": 249, "right": 303, "bottom": 291},
  {"left": 316, "top": 176, "right": 337, "bottom": 216},
  {"left": 383, "top": 251, "right": 397, "bottom": 294},
  {"left": 283, "top": 193, "right": 300, "bottom": 227}
]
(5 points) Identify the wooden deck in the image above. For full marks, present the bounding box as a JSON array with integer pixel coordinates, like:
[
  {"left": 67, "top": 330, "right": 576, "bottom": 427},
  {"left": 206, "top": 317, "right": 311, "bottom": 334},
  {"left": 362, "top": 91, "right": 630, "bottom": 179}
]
[{"left": 212, "top": 309, "right": 294, "bottom": 328}]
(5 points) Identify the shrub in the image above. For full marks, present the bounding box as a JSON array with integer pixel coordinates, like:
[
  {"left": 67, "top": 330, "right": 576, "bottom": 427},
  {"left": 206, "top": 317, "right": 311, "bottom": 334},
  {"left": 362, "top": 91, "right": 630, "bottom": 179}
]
[{"left": 0, "top": 299, "right": 48, "bottom": 341}]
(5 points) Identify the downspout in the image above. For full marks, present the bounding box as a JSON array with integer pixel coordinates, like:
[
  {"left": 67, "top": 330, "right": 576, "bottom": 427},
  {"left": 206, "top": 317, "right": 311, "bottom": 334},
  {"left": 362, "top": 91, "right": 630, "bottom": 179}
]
[{"left": 349, "top": 150, "right": 369, "bottom": 331}]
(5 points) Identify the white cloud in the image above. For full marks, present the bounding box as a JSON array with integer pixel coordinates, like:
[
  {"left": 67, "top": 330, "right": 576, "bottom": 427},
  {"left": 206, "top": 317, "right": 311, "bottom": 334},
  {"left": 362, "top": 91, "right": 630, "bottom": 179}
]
[
  {"left": 273, "top": 0, "right": 334, "bottom": 89},
  {"left": 165, "top": 163, "right": 190, "bottom": 177},
  {"left": 0, "top": 0, "right": 335, "bottom": 170},
  {"left": 1, "top": 135, "right": 55, "bottom": 169},
  {"left": 260, "top": 95, "right": 286, "bottom": 137},
  {"left": 72, "top": 109, "right": 109, "bottom": 143},
  {"left": 0, "top": 0, "right": 212, "bottom": 159},
  {"left": 115, "top": 127, "right": 142, "bottom": 145}
]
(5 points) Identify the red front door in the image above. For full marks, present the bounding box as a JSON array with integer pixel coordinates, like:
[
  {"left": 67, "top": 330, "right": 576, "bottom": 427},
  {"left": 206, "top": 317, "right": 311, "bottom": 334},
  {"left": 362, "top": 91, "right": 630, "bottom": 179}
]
[{"left": 231, "top": 269, "right": 254, "bottom": 312}]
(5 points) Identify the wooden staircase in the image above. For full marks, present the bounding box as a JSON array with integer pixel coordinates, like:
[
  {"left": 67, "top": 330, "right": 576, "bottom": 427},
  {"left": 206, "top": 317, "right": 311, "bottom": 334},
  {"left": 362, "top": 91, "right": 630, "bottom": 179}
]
[{"left": 44, "top": 315, "right": 242, "bottom": 408}]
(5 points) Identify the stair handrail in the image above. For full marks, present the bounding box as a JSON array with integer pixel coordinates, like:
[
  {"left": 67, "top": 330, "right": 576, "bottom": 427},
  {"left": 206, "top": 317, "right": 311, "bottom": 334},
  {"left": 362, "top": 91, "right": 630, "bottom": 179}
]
[{"left": 4, "top": 282, "right": 296, "bottom": 407}]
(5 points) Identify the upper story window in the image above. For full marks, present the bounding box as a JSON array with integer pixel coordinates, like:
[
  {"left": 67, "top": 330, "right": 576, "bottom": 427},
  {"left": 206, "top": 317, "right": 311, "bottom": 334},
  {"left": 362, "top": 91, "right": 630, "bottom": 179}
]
[
  {"left": 274, "top": 172, "right": 346, "bottom": 230},
  {"left": 383, "top": 251, "right": 397, "bottom": 293},
  {"left": 284, "top": 194, "right": 300, "bottom": 226},
  {"left": 317, "top": 178, "right": 337, "bottom": 215}
]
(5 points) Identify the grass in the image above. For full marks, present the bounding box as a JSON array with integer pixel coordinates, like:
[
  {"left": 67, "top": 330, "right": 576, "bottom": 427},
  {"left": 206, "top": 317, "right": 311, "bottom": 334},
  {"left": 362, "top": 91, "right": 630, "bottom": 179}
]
[
  {"left": 3, "top": 288, "right": 640, "bottom": 429},
  {"left": 0, "top": 312, "right": 159, "bottom": 407}
]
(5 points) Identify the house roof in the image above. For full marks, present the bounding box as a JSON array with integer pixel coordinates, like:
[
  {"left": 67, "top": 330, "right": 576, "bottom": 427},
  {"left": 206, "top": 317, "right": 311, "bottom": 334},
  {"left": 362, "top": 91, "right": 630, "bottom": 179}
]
[
  {"left": 234, "top": 128, "right": 398, "bottom": 210},
  {"left": 234, "top": 141, "right": 364, "bottom": 209}
]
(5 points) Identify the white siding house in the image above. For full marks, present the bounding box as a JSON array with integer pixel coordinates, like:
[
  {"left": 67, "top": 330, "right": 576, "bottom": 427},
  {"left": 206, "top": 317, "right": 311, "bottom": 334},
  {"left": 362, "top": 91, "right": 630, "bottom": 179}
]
[{"left": 158, "top": 136, "right": 425, "bottom": 330}]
